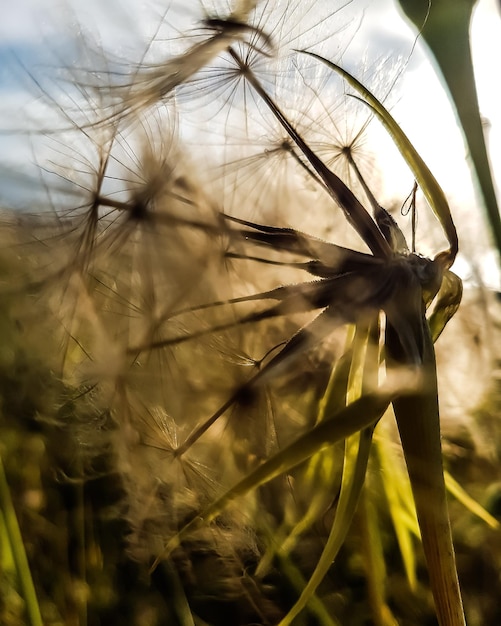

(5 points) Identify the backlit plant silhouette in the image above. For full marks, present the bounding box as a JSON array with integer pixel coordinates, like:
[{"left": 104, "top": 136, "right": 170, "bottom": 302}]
[{"left": 2, "top": 1, "right": 488, "bottom": 625}]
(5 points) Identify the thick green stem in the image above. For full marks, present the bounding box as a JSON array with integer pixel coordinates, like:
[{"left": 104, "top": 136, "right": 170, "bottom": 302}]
[{"left": 389, "top": 319, "right": 466, "bottom": 626}]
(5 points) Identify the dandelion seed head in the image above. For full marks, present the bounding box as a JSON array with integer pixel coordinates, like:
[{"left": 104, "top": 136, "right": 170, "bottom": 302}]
[{"left": 3, "top": 3, "right": 486, "bottom": 621}]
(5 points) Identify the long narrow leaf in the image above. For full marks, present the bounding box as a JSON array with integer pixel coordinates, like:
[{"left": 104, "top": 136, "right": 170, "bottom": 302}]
[
  {"left": 0, "top": 454, "right": 43, "bottom": 626},
  {"left": 397, "top": 0, "right": 501, "bottom": 260},
  {"left": 278, "top": 334, "right": 355, "bottom": 557},
  {"left": 279, "top": 428, "right": 374, "bottom": 626},
  {"left": 150, "top": 385, "right": 400, "bottom": 571},
  {"left": 388, "top": 316, "right": 466, "bottom": 626},
  {"left": 279, "top": 319, "right": 382, "bottom": 625},
  {"left": 376, "top": 433, "right": 419, "bottom": 590},
  {"left": 301, "top": 51, "right": 458, "bottom": 266},
  {"left": 445, "top": 471, "right": 500, "bottom": 530}
]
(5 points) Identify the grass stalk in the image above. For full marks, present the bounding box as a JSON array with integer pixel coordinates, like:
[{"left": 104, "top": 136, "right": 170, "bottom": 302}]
[{"left": 0, "top": 452, "right": 43, "bottom": 626}]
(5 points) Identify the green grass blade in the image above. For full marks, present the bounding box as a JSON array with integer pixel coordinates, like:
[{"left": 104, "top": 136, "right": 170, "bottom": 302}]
[
  {"left": 150, "top": 387, "right": 397, "bottom": 571},
  {"left": 276, "top": 551, "right": 341, "bottom": 626},
  {"left": 360, "top": 490, "right": 399, "bottom": 626},
  {"left": 161, "top": 560, "right": 196, "bottom": 626},
  {"left": 0, "top": 453, "right": 43, "bottom": 626},
  {"left": 259, "top": 516, "right": 341, "bottom": 626},
  {"left": 389, "top": 324, "right": 466, "bottom": 626},
  {"left": 278, "top": 428, "right": 374, "bottom": 626},
  {"left": 397, "top": 0, "right": 501, "bottom": 263},
  {"left": 317, "top": 333, "right": 355, "bottom": 422},
  {"left": 427, "top": 270, "right": 463, "bottom": 342},
  {"left": 376, "top": 433, "right": 419, "bottom": 590},
  {"left": 300, "top": 51, "right": 458, "bottom": 266},
  {"left": 279, "top": 338, "right": 355, "bottom": 556},
  {"left": 445, "top": 471, "right": 500, "bottom": 530}
]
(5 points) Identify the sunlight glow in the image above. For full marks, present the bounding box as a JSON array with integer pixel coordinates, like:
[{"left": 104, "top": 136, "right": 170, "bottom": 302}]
[{"left": 1, "top": 0, "right": 500, "bottom": 284}]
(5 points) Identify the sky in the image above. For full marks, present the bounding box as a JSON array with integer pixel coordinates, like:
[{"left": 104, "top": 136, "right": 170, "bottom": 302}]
[{"left": 1, "top": 0, "right": 500, "bottom": 284}]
